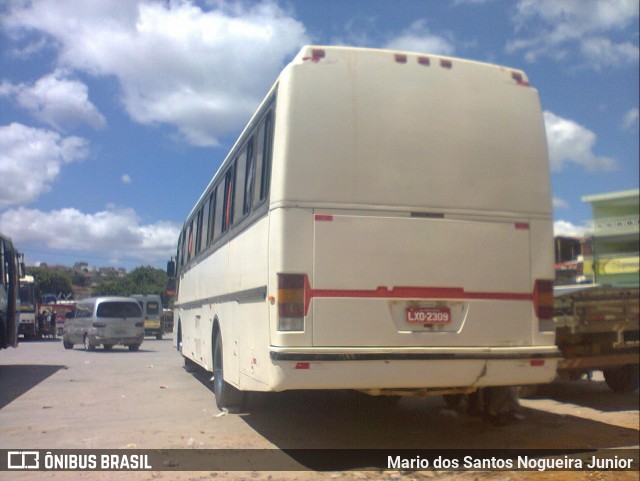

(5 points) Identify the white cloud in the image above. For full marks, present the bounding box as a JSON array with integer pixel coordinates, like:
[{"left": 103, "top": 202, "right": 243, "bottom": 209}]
[
  {"left": 622, "top": 107, "right": 639, "bottom": 130},
  {"left": 0, "top": 71, "right": 105, "bottom": 131},
  {"left": 507, "top": 0, "right": 639, "bottom": 68},
  {"left": 3, "top": 0, "right": 309, "bottom": 147},
  {"left": 0, "top": 123, "right": 89, "bottom": 208},
  {"left": 384, "top": 20, "right": 455, "bottom": 56},
  {"left": 543, "top": 111, "right": 617, "bottom": 172},
  {"left": 121, "top": 174, "right": 132, "bottom": 185},
  {"left": 0, "top": 206, "right": 179, "bottom": 263},
  {"left": 554, "top": 220, "right": 590, "bottom": 237},
  {"left": 553, "top": 197, "right": 570, "bottom": 209}
]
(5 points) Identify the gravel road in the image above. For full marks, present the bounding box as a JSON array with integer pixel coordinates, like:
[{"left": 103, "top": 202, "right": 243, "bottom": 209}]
[{"left": 0, "top": 336, "right": 637, "bottom": 481}]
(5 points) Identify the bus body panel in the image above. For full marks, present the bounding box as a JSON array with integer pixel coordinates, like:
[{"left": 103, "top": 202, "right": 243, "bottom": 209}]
[
  {"left": 267, "top": 358, "right": 557, "bottom": 392},
  {"left": 273, "top": 47, "right": 551, "bottom": 217},
  {"left": 310, "top": 214, "right": 532, "bottom": 347}
]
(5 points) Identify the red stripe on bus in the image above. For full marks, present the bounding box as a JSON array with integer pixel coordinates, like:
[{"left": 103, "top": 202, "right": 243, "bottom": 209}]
[
  {"left": 309, "top": 286, "right": 532, "bottom": 301},
  {"left": 300, "top": 276, "right": 533, "bottom": 315}
]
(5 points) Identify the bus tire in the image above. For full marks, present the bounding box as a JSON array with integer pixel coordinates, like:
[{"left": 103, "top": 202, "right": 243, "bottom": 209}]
[
  {"left": 603, "top": 364, "right": 639, "bottom": 393},
  {"left": 213, "top": 334, "right": 242, "bottom": 411},
  {"left": 128, "top": 343, "right": 141, "bottom": 352},
  {"left": 63, "top": 337, "right": 73, "bottom": 350}
]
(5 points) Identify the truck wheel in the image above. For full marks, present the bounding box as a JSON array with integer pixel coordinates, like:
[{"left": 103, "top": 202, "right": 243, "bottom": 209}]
[
  {"left": 63, "top": 337, "right": 74, "bottom": 350},
  {"left": 83, "top": 334, "right": 95, "bottom": 351},
  {"left": 156, "top": 332, "right": 163, "bottom": 340},
  {"left": 128, "top": 344, "right": 141, "bottom": 351},
  {"left": 103, "top": 344, "right": 113, "bottom": 351},
  {"left": 213, "top": 334, "right": 243, "bottom": 411},
  {"left": 603, "top": 364, "right": 639, "bottom": 393}
]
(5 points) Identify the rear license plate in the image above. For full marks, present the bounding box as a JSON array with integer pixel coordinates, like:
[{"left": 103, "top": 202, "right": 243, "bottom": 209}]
[{"left": 406, "top": 306, "right": 451, "bottom": 324}]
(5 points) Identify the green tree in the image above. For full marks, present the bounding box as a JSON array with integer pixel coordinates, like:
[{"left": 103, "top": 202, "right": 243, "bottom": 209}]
[
  {"left": 93, "top": 266, "right": 168, "bottom": 305},
  {"left": 27, "top": 267, "right": 73, "bottom": 300}
]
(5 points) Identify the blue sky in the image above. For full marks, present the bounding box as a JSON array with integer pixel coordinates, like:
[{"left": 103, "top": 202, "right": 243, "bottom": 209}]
[{"left": 0, "top": 0, "right": 638, "bottom": 271}]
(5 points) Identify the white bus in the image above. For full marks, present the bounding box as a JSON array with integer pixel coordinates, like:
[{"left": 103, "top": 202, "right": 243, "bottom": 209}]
[{"left": 168, "top": 46, "right": 559, "bottom": 410}]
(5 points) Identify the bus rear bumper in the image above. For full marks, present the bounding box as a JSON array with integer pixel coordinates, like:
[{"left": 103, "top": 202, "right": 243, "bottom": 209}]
[{"left": 267, "top": 346, "right": 560, "bottom": 392}]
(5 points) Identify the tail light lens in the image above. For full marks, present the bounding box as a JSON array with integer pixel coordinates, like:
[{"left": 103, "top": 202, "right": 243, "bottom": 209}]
[
  {"left": 277, "top": 274, "right": 306, "bottom": 331},
  {"left": 534, "top": 280, "right": 554, "bottom": 320}
]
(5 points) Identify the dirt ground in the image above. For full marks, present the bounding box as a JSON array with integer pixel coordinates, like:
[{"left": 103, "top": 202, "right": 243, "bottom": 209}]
[{"left": 0, "top": 337, "right": 637, "bottom": 481}]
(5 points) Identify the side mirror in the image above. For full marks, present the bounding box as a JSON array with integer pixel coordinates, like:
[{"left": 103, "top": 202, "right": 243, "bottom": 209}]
[
  {"left": 166, "top": 259, "right": 176, "bottom": 278},
  {"left": 166, "top": 279, "right": 176, "bottom": 296}
]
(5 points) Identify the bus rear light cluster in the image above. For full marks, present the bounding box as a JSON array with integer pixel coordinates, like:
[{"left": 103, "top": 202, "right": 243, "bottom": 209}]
[
  {"left": 534, "top": 279, "right": 554, "bottom": 320},
  {"left": 277, "top": 273, "right": 307, "bottom": 331}
]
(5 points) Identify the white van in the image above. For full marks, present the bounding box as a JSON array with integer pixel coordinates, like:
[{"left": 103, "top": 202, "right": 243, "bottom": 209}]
[
  {"left": 62, "top": 296, "right": 144, "bottom": 351},
  {"left": 132, "top": 295, "right": 164, "bottom": 339}
]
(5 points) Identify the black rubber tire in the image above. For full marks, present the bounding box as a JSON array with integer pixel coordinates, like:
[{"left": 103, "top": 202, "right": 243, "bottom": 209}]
[
  {"left": 603, "top": 364, "right": 639, "bottom": 393},
  {"left": 62, "top": 337, "right": 74, "bottom": 350},
  {"left": 83, "top": 334, "right": 95, "bottom": 351},
  {"left": 128, "top": 344, "right": 140, "bottom": 352},
  {"left": 213, "top": 334, "right": 243, "bottom": 411},
  {"left": 103, "top": 344, "right": 113, "bottom": 351}
]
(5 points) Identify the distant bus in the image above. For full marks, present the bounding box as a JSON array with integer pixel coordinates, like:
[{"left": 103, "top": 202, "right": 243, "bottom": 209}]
[
  {"left": 1, "top": 233, "right": 20, "bottom": 349},
  {"left": 168, "top": 46, "right": 559, "bottom": 410},
  {"left": 18, "top": 274, "right": 37, "bottom": 338}
]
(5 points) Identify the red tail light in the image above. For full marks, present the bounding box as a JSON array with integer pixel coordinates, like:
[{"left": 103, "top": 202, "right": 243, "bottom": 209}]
[
  {"left": 277, "top": 274, "right": 307, "bottom": 331},
  {"left": 534, "top": 280, "right": 554, "bottom": 319}
]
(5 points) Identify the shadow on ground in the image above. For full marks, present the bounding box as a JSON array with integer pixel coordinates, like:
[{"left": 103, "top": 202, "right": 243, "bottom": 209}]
[{"left": 0, "top": 364, "right": 67, "bottom": 409}]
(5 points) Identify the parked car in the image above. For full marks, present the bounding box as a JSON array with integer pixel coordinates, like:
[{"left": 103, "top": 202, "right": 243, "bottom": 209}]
[{"left": 62, "top": 296, "right": 144, "bottom": 351}]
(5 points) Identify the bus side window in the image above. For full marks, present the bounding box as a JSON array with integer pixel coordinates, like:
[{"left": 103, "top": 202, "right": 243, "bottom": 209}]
[
  {"left": 179, "top": 229, "right": 187, "bottom": 268},
  {"left": 207, "top": 191, "right": 215, "bottom": 246},
  {"left": 186, "top": 220, "right": 194, "bottom": 261},
  {"left": 213, "top": 181, "right": 225, "bottom": 241},
  {"left": 195, "top": 208, "right": 203, "bottom": 255},
  {"left": 222, "top": 168, "right": 234, "bottom": 233},
  {"left": 201, "top": 196, "right": 210, "bottom": 250},
  {"left": 260, "top": 110, "right": 274, "bottom": 202},
  {"left": 243, "top": 139, "right": 255, "bottom": 215},
  {"left": 253, "top": 121, "right": 266, "bottom": 209},
  {"left": 233, "top": 147, "right": 247, "bottom": 224}
]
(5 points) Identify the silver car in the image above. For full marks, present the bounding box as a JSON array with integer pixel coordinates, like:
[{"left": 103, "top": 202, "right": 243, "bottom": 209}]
[{"left": 62, "top": 296, "right": 144, "bottom": 351}]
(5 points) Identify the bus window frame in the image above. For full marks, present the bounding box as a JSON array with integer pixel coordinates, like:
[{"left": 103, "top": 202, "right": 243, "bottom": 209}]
[{"left": 177, "top": 94, "right": 276, "bottom": 275}]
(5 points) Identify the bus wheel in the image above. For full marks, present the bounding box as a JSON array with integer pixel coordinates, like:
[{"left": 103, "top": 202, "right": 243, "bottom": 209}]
[
  {"left": 603, "top": 364, "right": 639, "bottom": 393},
  {"left": 83, "top": 335, "right": 95, "bottom": 351},
  {"left": 63, "top": 337, "right": 74, "bottom": 350},
  {"left": 128, "top": 344, "right": 141, "bottom": 352},
  {"left": 213, "top": 334, "right": 243, "bottom": 411}
]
